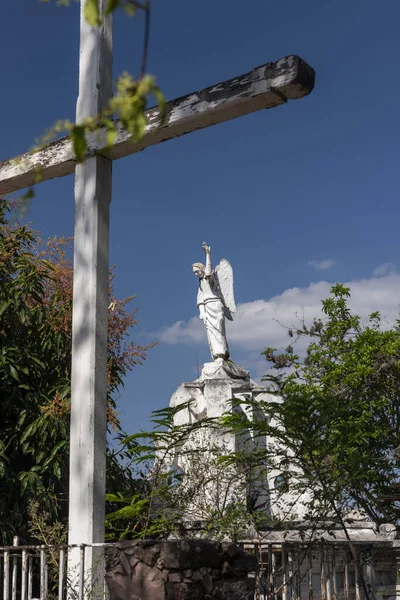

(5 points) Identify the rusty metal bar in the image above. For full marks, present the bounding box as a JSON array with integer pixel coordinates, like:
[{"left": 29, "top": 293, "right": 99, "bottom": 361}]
[
  {"left": 364, "top": 550, "right": 376, "bottom": 600},
  {"left": 331, "top": 547, "right": 337, "bottom": 600},
  {"left": 321, "top": 542, "right": 326, "bottom": 600},
  {"left": 254, "top": 543, "right": 261, "bottom": 600},
  {"left": 40, "top": 548, "right": 46, "bottom": 600},
  {"left": 282, "top": 544, "right": 288, "bottom": 600},
  {"left": 308, "top": 547, "right": 313, "bottom": 600},
  {"left": 21, "top": 550, "right": 28, "bottom": 600},
  {"left": 326, "top": 546, "right": 332, "bottom": 600},
  {"left": 254, "top": 542, "right": 264, "bottom": 600},
  {"left": 355, "top": 560, "right": 361, "bottom": 600},
  {"left": 28, "top": 555, "right": 33, "bottom": 600},
  {"left": 79, "top": 545, "right": 85, "bottom": 600},
  {"left": 265, "top": 544, "right": 271, "bottom": 600},
  {"left": 262, "top": 543, "right": 269, "bottom": 600},
  {"left": 295, "top": 546, "right": 301, "bottom": 600},
  {"left": 59, "top": 546, "right": 66, "bottom": 600},
  {"left": 44, "top": 551, "right": 49, "bottom": 600},
  {"left": 271, "top": 545, "right": 276, "bottom": 600},
  {"left": 343, "top": 549, "right": 349, "bottom": 600},
  {"left": 11, "top": 537, "right": 18, "bottom": 600},
  {"left": 288, "top": 549, "right": 294, "bottom": 600},
  {"left": 4, "top": 550, "right": 10, "bottom": 600}
]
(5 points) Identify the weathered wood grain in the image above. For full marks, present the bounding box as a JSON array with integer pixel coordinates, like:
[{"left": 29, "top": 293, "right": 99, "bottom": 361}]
[{"left": 0, "top": 55, "right": 314, "bottom": 194}]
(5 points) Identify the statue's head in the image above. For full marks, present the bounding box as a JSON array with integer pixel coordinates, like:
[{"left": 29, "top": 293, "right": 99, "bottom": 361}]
[{"left": 192, "top": 263, "right": 205, "bottom": 279}]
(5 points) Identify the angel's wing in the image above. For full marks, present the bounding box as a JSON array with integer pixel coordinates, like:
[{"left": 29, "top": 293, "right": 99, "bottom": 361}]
[{"left": 215, "top": 259, "right": 236, "bottom": 321}]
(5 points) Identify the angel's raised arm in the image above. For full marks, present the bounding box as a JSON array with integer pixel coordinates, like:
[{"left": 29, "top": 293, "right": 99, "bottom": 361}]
[{"left": 202, "top": 242, "right": 212, "bottom": 277}]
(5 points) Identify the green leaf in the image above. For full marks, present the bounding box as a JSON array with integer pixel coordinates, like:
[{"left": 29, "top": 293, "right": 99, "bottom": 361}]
[
  {"left": 20, "top": 422, "right": 38, "bottom": 443},
  {"left": 20, "top": 187, "right": 35, "bottom": 206},
  {"left": 10, "top": 365, "right": 19, "bottom": 381},
  {"left": 106, "top": 126, "right": 118, "bottom": 148},
  {"left": 105, "top": 493, "right": 127, "bottom": 503},
  {"left": 131, "top": 112, "right": 146, "bottom": 142},
  {"left": 106, "top": 499, "right": 148, "bottom": 522},
  {"left": 53, "top": 462, "right": 61, "bottom": 480},
  {"left": 30, "top": 356, "right": 45, "bottom": 369},
  {"left": 33, "top": 167, "right": 44, "bottom": 185},
  {"left": 0, "top": 300, "right": 12, "bottom": 316},
  {"left": 71, "top": 125, "right": 87, "bottom": 162},
  {"left": 123, "top": 2, "right": 136, "bottom": 16},
  {"left": 36, "top": 452, "right": 45, "bottom": 464},
  {"left": 105, "top": 0, "right": 120, "bottom": 15},
  {"left": 83, "top": 0, "right": 101, "bottom": 26}
]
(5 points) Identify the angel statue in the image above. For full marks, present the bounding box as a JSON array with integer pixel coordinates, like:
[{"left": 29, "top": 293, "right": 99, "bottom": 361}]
[{"left": 192, "top": 242, "right": 236, "bottom": 361}]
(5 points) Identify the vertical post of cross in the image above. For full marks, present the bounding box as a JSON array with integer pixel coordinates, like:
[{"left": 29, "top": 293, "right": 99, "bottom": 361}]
[{"left": 68, "top": 1, "right": 112, "bottom": 596}]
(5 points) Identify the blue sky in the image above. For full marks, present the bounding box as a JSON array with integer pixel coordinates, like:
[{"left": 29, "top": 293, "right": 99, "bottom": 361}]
[{"left": 1, "top": 0, "right": 400, "bottom": 432}]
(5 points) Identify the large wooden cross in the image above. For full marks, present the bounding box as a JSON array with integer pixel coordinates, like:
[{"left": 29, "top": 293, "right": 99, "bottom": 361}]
[{"left": 0, "top": 1, "right": 314, "bottom": 593}]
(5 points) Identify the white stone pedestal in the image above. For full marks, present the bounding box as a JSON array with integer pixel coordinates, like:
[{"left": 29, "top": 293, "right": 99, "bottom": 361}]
[
  {"left": 162, "top": 358, "right": 315, "bottom": 531},
  {"left": 163, "top": 361, "right": 275, "bottom": 528}
]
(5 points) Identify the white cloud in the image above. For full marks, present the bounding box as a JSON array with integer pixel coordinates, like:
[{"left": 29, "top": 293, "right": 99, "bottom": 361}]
[
  {"left": 159, "top": 274, "right": 400, "bottom": 356},
  {"left": 307, "top": 259, "right": 337, "bottom": 271},
  {"left": 373, "top": 262, "right": 397, "bottom": 277}
]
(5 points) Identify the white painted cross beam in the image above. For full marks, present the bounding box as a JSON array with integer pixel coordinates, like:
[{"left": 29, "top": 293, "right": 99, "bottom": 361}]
[
  {"left": 0, "top": 1, "right": 314, "bottom": 597},
  {"left": 0, "top": 55, "right": 314, "bottom": 195}
]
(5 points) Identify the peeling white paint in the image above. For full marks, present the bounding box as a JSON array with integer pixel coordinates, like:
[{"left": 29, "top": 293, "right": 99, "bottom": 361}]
[{"left": 0, "top": 55, "right": 314, "bottom": 195}]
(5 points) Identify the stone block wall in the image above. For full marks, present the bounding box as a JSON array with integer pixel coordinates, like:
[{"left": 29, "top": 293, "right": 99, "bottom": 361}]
[{"left": 105, "top": 539, "right": 257, "bottom": 600}]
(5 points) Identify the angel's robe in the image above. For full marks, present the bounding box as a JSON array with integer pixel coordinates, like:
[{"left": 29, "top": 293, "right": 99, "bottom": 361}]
[{"left": 197, "top": 271, "right": 230, "bottom": 360}]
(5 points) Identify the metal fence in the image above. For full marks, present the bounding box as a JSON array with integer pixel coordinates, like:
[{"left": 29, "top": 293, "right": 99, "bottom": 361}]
[
  {"left": 0, "top": 538, "right": 108, "bottom": 600},
  {"left": 242, "top": 540, "right": 398, "bottom": 600},
  {"left": 1, "top": 538, "right": 398, "bottom": 600}
]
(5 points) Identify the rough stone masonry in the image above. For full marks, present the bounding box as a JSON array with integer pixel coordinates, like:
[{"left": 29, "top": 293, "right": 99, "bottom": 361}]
[{"left": 105, "top": 539, "right": 257, "bottom": 600}]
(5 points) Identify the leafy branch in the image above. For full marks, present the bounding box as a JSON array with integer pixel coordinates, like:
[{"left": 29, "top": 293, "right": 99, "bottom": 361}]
[{"left": 16, "top": 0, "right": 165, "bottom": 203}]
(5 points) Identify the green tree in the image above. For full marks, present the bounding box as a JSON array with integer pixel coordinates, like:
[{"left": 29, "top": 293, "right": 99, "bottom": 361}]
[
  {"left": 221, "top": 285, "right": 400, "bottom": 531},
  {"left": 0, "top": 197, "right": 151, "bottom": 543},
  {"left": 218, "top": 284, "right": 400, "bottom": 600}
]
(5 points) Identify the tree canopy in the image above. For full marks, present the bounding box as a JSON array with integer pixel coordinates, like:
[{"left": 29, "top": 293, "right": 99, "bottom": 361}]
[
  {"left": 223, "top": 283, "right": 400, "bottom": 530},
  {"left": 0, "top": 197, "right": 151, "bottom": 543}
]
